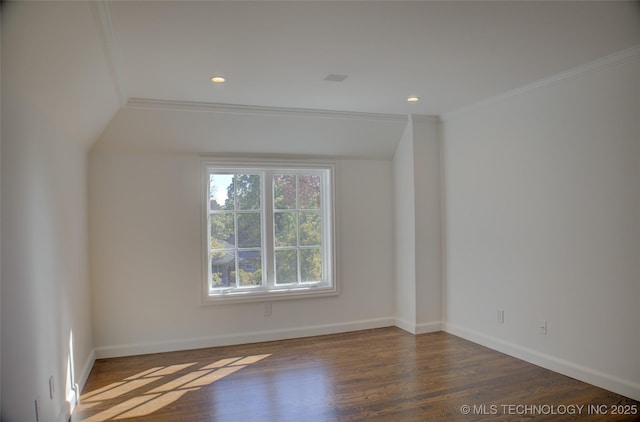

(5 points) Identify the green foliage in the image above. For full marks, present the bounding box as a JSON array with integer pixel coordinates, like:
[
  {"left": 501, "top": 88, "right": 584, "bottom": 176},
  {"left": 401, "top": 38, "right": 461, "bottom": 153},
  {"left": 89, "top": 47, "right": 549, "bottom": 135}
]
[
  {"left": 298, "top": 175, "right": 320, "bottom": 209},
  {"left": 210, "top": 214, "right": 234, "bottom": 248},
  {"left": 236, "top": 268, "right": 263, "bottom": 286},
  {"left": 274, "top": 212, "right": 297, "bottom": 246},
  {"left": 299, "top": 212, "right": 320, "bottom": 246},
  {"left": 273, "top": 174, "right": 322, "bottom": 284},
  {"left": 274, "top": 175, "right": 296, "bottom": 209},
  {"left": 211, "top": 272, "right": 223, "bottom": 288},
  {"left": 226, "top": 174, "right": 261, "bottom": 210},
  {"left": 273, "top": 174, "right": 321, "bottom": 210},
  {"left": 275, "top": 250, "right": 298, "bottom": 283},
  {"left": 210, "top": 171, "right": 324, "bottom": 288},
  {"left": 301, "top": 248, "right": 322, "bottom": 281},
  {"left": 237, "top": 212, "right": 261, "bottom": 248}
]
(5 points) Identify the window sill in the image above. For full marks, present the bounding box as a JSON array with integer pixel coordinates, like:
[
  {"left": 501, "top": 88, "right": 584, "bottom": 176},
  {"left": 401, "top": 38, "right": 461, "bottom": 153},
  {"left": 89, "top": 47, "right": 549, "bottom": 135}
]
[{"left": 202, "top": 285, "right": 338, "bottom": 305}]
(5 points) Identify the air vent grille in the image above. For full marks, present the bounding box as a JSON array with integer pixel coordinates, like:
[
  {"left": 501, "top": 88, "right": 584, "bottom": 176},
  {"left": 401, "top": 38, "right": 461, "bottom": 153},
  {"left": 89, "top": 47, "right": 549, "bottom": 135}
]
[{"left": 324, "top": 74, "right": 349, "bottom": 82}]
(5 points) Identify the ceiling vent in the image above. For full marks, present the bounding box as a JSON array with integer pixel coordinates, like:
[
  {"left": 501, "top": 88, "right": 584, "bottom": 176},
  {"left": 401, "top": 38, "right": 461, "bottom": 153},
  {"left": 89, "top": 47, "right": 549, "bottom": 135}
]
[{"left": 324, "top": 74, "right": 349, "bottom": 82}]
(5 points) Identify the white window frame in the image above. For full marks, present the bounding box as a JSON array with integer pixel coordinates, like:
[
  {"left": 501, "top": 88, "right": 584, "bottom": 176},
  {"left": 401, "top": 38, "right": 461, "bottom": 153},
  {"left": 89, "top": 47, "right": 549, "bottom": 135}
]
[{"left": 201, "top": 158, "right": 338, "bottom": 304}]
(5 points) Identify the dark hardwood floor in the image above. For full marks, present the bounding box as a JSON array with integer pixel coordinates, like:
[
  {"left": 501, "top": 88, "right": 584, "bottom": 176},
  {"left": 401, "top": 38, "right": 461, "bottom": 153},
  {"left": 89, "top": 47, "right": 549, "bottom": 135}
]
[{"left": 72, "top": 328, "right": 639, "bottom": 421}]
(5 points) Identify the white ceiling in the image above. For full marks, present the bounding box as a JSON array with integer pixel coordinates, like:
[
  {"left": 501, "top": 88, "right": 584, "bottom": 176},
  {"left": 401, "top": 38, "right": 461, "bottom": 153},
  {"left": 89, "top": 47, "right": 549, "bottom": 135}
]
[{"left": 107, "top": 1, "right": 640, "bottom": 116}]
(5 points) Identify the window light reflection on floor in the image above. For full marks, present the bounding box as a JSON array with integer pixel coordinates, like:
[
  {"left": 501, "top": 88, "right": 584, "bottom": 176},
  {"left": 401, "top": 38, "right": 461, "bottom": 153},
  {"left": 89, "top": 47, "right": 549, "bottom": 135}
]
[{"left": 79, "top": 354, "right": 271, "bottom": 421}]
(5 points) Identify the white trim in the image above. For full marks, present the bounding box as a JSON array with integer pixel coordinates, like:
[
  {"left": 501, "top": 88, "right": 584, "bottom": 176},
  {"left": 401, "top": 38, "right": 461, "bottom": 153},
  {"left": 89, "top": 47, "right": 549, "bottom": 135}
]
[
  {"left": 56, "top": 404, "right": 71, "bottom": 422},
  {"left": 444, "top": 323, "right": 640, "bottom": 402},
  {"left": 415, "top": 321, "right": 443, "bottom": 334},
  {"left": 92, "top": 0, "right": 128, "bottom": 106},
  {"left": 407, "top": 114, "right": 439, "bottom": 124},
  {"left": 394, "top": 318, "right": 416, "bottom": 334},
  {"left": 395, "top": 318, "right": 442, "bottom": 335},
  {"left": 58, "top": 349, "right": 95, "bottom": 422},
  {"left": 127, "top": 98, "right": 408, "bottom": 123},
  {"left": 64, "top": 391, "right": 76, "bottom": 419},
  {"left": 64, "top": 348, "right": 96, "bottom": 421},
  {"left": 442, "top": 45, "right": 640, "bottom": 121},
  {"left": 437, "top": 116, "right": 447, "bottom": 325},
  {"left": 76, "top": 349, "right": 96, "bottom": 400},
  {"left": 94, "top": 317, "right": 395, "bottom": 359},
  {"left": 203, "top": 287, "right": 339, "bottom": 305}
]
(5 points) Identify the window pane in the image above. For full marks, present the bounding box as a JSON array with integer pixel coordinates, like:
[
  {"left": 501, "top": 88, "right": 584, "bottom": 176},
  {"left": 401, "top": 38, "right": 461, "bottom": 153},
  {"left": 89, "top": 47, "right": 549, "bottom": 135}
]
[
  {"left": 275, "top": 250, "right": 298, "bottom": 284},
  {"left": 274, "top": 212, "right": 297, "bottom": 247},
  {"left": 299, "top": 175, "right": 320, "bottom": 209},
  {"left": 210, "top": 213, "right": 234, "bottom": 249},
  {"left": 206, "top": 164, "right": 333, "bottom": 300},
  {"left": 210, "top": 174, "right": 234, "bottom": 210},
  {"left": 211, "top": 253, "right": 236, "bottom": 288},
  {"left": 273, "top": 175, "right": 296, "bottom": 209},
  {"left": 236, "top": 174, "right": 261, "bottom": 210},
  {"left": 237, "top": 213, "right": 261, "bottom": 248},
  {"left": 299, "top": 212, "right": 321, "bottom": 246},
  {"left": 238, "top": 250, "right": 262, "bottom": 286},
  {"left": 301, "top": 248, "right": 322, "bottom": 282}
]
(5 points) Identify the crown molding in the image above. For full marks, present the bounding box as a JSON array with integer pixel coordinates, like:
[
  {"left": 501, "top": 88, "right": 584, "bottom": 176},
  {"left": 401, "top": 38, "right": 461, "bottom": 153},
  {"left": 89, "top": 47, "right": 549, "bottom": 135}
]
[
  {"left": 93, "top": 0, "right": 128, "bottom": 106},
  {"left": 125, "top": 98, "right": 409, "bottom": 123},
  {"left": 442, "top": 44, "right": 640, "bottom": 121}
]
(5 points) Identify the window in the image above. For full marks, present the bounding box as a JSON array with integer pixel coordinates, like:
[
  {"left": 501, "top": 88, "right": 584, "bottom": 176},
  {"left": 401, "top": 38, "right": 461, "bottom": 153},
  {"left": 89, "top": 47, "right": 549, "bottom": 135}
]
[{"left": 202, "top": 160, "right": 336, "bottom": 303}]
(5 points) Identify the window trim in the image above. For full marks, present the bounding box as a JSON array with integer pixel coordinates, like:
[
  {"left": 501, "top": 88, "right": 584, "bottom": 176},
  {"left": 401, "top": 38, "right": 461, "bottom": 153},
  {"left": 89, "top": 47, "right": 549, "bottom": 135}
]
[{"left": 201, "top": 158, "right": 338, "bottom": 304}]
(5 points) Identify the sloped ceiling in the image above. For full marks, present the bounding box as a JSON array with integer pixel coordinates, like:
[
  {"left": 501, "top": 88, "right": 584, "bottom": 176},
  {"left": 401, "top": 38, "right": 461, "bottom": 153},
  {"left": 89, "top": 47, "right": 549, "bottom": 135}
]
[
  {"left": 2, "top": 1, "right": 121, "bottom": 150},
  {"left": 93, "top": 100, "right": 409, "bottom": 157}
]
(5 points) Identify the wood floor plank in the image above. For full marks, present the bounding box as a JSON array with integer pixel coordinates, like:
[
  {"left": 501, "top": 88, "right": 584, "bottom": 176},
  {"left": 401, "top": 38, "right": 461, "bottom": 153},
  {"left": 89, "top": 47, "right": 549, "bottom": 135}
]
[{"left": 72, "top": 328, "right": 639, "bottom": 421}]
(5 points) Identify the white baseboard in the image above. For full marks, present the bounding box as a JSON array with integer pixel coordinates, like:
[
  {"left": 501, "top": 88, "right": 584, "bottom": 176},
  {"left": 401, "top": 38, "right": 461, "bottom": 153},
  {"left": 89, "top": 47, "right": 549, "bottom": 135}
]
[
  {"left": 95, "top": 317, "right": 396, "bottom": 359},
  {"left": 64, "top": 349, "right": 96, "bottom": 421},
  {"left": 395, "top": 318, "right": 443, "bottom": 334},
  {"left": 415, "top": 321, "right": 443, "bottom": 334},
  {"left": 56, "top": 402, "right": 71, "bottom": 422},
  {"left": 77, "top": 349, "right": 96, "bottom": 396},
  {"left": 444, "top": 322, "right": 640, "bottom": 402},
  {"left": 394, "top": 317, "right": 416, "bottom": 334}
]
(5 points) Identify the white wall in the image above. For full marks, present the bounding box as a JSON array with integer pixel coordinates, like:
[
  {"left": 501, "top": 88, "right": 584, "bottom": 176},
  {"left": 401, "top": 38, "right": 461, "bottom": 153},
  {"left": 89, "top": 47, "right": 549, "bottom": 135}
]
[
  {"left": 0, "top": 5, "right": 3, "bottom": 413},
  {"left": 412, "top": 116, "right": 443, "bottom": 329},
  {"left": 90, "top": 106, "right": 398, "bottom": 357},
  {"left": 393, "top": 115, "right": 442, "bottom": 334},
  {"left": 393, "top": 122, "right": 416, "bottom": 328},
  {"left": 1, "top": 2, "right": 120, "bottom": 421},
  {"left": 442, "top": 54, "right": 640, "bottom": 400}
]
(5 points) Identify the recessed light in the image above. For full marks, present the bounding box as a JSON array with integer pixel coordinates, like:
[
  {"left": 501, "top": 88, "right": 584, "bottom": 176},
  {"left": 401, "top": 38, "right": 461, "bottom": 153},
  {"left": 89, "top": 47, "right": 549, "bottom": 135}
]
[
  {"left": 211, "top": 76, "right": 226, "bottom": 83},
  {"left": 407, "top": 96, "right": 420, "bottom": 103}
]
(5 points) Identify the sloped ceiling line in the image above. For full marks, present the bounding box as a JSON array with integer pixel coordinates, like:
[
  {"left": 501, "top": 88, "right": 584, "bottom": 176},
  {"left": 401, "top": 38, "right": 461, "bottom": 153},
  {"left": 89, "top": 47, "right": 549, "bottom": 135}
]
[
  {"left": 126, "top": 98, "right": 410, "bottom": 123},
  {"left": 92, "top": 0, "right": 128, "bottom": 106}
]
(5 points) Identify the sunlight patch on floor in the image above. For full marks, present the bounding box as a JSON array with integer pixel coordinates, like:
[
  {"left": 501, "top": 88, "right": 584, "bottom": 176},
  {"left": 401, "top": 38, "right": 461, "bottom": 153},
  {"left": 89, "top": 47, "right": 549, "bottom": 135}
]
[
  {"left": 83, "top": 377, "right": 163, "bottom": 402},
  {"left": 115, "top": 389, "right": 199, "bottom": 420},
  {"left": 77, "top": 354, "right": 271, "bottom": 421}
]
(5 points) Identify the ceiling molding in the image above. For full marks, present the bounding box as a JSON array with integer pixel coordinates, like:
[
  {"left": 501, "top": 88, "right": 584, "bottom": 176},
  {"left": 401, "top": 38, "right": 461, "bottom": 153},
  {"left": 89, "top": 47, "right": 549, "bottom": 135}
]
[
  {"left": 442, "top": 44, "right": 640, "bottom": 121},
  {"left": 126, "top": 98, "right": 410, "bottom": 123},
  {"left": 92, "top": 0, "right": 128, "bottom": 106}
]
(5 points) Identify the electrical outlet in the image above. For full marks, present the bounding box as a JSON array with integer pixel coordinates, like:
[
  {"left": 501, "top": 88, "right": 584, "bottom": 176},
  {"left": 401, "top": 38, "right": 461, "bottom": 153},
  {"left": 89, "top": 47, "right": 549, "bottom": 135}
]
[
  {"left": 264, "top": 303, "right": 272, "bottom": 317},
  {"left": 538, "top": 320, "right": 547, "bottom": 335},
  {"left": 35, "top": 398, "right": 41, "bottom": 421},
  {"left": 497, "top": 310, "right": 504, "bottom": 324}
]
